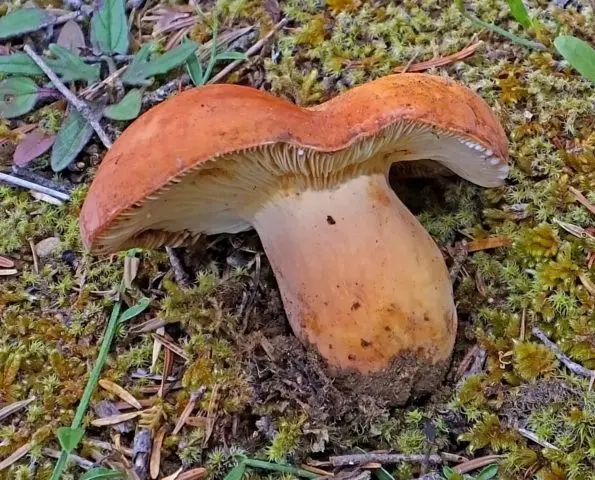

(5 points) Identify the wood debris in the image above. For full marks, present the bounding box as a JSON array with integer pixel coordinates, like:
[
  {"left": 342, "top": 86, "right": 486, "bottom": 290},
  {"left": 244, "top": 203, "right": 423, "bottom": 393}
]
[{"left": 467, "top": 235, "right": 512, "bottom": 252}]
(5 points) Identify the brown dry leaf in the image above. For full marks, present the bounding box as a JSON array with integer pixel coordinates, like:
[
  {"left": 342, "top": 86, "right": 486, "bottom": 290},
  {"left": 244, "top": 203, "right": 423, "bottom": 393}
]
[
  {"left": 0, "top": 256, "right": 15, "bottom": 268},
  {"left": 178, "top": 468, "right": 208, "bottom": 480},
  {"left": 0, "top": 442, "right": 31, "bottom": 471},
  {"left": 91, "top": 410, "right": 142, "bottom": 427},
  {"left": 172, "top": 389, "right": 205, "bottom": 435},
  {"left": 99, "top": 379, "right": 143, "bottom": 410},
  {"left": 184, "top": 416, "right": 207, "bottom": 427},
  {"left": 467, "top": 235, "right": 512, "bottom": 252},
  {"left": 56, "top": 19, "right": 86, "bottom": 54},
  {"left": 579, "top": 273, "right": 595, "bottom": 295},
  {"left": 150, "top": 426, "right": 167, "bottom": 479},
  {"left": 454, "top": 455, "right": 504, "bottom": 474},
  {"left": 152, "top": 334, "right": 189, "bottom": 361},
  {"left": 158, "top": 346, "right": 174, "bottom": 398}
]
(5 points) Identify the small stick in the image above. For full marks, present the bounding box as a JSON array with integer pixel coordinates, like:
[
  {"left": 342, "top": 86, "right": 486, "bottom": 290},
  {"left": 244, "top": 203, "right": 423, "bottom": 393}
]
[
  {"left": 23, "top": 45, "right": 113, "bottom": 150},
  {"left": 329, "top": 453, "right": 443, "bottom": 467},
  {"left": 29, "top": 239, "right": 40, "bottom": 274},
  {"left": 516, "top": 427, "right": 559, "bottom": 451},
  {"left": 532, "top": 327, "right": 595, "bottom": 378},
  {"left": 400, "top": 52, "right": 419, "bottom": 73},
  {"left": 0, "top": 172, "right": 70, "bottom": 201},
  {"left": 42, "top": 448, "right": 94, "bottom": 470},
  {"left": 207, "top": 18, "right": 289, "bottom": 85}
]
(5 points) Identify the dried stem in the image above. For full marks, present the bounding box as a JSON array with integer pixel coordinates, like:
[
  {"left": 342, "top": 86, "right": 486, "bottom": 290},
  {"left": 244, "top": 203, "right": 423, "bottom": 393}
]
[
  {"left": 532, "top": 327, "right": 595, "bottom": 378},
  {"left": 23, "top": 45, "right": 113, "bottom": 150},
  {"left": 329, "top": 453, "right": 443, "bottom": 467},
  {"left": 0, "top": 172, "right": 70, "bottom": 201}
]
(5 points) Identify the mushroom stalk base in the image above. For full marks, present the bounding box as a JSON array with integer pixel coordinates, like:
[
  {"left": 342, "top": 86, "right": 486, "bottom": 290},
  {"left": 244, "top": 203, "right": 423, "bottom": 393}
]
[{"left": 251, "top": 173, "right": 457, "bottom": 396}]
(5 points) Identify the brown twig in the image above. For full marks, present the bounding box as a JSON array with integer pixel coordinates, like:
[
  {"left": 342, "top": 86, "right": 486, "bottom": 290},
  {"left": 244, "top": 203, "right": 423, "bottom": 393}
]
[
  {"left": 533, "top": 327, "right": 595, "bottom": 378},
  {"left": 23, "top": 45, "right": 113, "bottom": 150},
  {"left": 329, "top": 453, "right": 443, "bottom": 467},
  {"left": 0, "top": 397, "right": 36, "bottom": 422},
  {"left": 394, "top": 41, "right": 483, "bottom": 73}
]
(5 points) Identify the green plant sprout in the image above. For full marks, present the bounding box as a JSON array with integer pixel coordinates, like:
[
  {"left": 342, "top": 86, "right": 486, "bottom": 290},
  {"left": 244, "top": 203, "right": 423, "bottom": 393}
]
[{"left": 440, "top": 463, "right": 498, "bottom": 480}]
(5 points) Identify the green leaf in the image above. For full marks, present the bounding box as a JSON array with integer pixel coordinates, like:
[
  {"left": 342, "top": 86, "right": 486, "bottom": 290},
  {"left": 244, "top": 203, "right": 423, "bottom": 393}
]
[
  {"left": 122, "top": 41, "right": 199, "bottom": 86},
  {"left": 224, "top": 462, "right": 247, "bottom": 480},
  {"left": 56, "top": 427, "right": 85, "bottom": 453},
  {"left": 464, "top": 12, "right": 545, "bottom": 50},
  {"left": 507, "top": 0, "right": 531, "bottom": 29},
  {"left": 475, "top": 464, "right": 498, "bottom": 480},
  {"left": 51, "top": 107, "right": 94, "bottom": 172},
  {"left": 81, "top": 467, "right": 126, "bottom": 480},
  {"left": 184, "top": 37, "right": 204, "bottom": 86},
  {"left": 0, "top": 77, "right": 41, "bottom": 119},
  {"left": 103, "top": 89, "right": 142, "bottom": 120},
  {"left": 0, "top": 53, "right": 44, "bottom": 76},
  {"left": 118, "top": 297, "right": 151, "bottom": 323},
  {"left": 0, "top": 8, "right": 54, "bottom": 40},
  {"left": 554, "top": 35, "right": 595, "bottom": 83},
  {"left": 45, "top": 44, "right": 101, "bottom": 84},
  {"left": 90, "top": 0, "right": 130, "bottom": 55},
  {"left": 243, "top": 459, "right": 318, "bottom": 478},
  {"left": 215, "top": 51, "right": 247, "bottom": 61}
]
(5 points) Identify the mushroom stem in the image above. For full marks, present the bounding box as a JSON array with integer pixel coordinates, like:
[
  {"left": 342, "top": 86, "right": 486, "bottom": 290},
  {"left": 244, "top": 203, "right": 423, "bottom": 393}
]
[{"left": 251, "top": 173, "right": 457, "bottom": 376}]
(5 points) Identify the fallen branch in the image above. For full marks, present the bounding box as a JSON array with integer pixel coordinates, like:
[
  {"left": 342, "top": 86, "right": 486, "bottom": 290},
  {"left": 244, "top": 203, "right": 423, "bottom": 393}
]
[
  {"left": 0, "top": 172, "right": 70, "bottom": 201},
  {"left": 329, "top": 453, "right": 443, "bottom": 467},
  {"left": 23, "top": 45, "right": 113, "bottom": 150},
  {"left": 532, "top": 327, "right": 595, "bottom": 378},
  {"left": 394, "top": 41, "right": 483, "bottom": 73}
]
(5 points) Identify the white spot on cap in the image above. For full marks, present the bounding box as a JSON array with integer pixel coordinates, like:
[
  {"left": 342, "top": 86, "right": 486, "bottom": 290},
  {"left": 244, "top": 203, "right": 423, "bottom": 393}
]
[
  {"left": 489, "top": 157, "right": 500, "bottom": 165},
  {"left": 297, "top": 149, "right": 305, "bottom": 156},
  {"left": 498, "top": 164, "right": 510, "bottom": 179}
]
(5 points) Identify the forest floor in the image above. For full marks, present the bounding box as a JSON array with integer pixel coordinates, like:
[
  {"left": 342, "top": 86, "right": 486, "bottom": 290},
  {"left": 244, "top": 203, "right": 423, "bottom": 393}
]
[{"left": 0, "top": 0, "right": 594, "bottom": 479}]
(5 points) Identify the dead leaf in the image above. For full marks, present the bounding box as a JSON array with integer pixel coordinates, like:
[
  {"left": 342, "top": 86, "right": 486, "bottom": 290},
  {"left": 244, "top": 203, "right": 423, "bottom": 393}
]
[
  {"left": 13, "top": 129, "right": 56, "bottom": 167},
  {"left": 178, "top": 468, "right": 208, "bottom": 480},
  {"left": 56, "top": 19, "right": 86, "bottom": 55},
  {"left": 91, "top": 410, "right": 142, "bottom": 427},
  {"left": 151, "top": 326, "right": 165, "bottom": 373},
  {"left": 99, "top": 379, "right": 143, "bottom": 410},
  {"left": 150, "top": 426, "right": 167, "bottom": 479},
  {"left": 152, "top": 334, "right": 189, "bottom": 361},
  {"left": 394, "top": 41, "right": 483, "bottom": 73},
  {"left": 0, "top": 269, "right": 18, "bottom": 276},
  {"left": 0, "top": 256, "right": 15, "bottom": 268}
]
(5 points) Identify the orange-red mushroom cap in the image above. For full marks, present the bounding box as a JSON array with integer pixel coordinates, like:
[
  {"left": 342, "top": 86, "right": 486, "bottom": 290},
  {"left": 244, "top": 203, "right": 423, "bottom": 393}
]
[{"left": 80, "top": 73, "right": 508, "bottom": 254}]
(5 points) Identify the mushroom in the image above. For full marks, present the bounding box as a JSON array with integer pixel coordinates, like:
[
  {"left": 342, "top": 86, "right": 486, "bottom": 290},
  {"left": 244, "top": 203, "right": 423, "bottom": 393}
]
[{"left": 80, "top": 73, "right": 508, "bottom": 405}]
